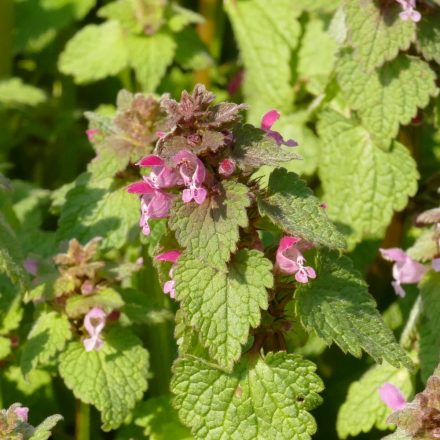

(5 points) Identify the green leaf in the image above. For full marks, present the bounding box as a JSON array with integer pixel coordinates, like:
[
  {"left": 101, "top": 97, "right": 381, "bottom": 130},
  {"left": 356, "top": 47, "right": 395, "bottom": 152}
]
[
  {"left": 171, "top": 352, "right": 323, "bottom": 440},
  {"left": 415, "top": 11, "right": 440, "bottom": 65},
  {"left": 419, "top": 271, "right": 440, "bottom": 382},
  {"left": 56, "top": 173, "right": 139, "bottom": 251},
  {"left": 230, "top": 124, "right": 301, "bottom": 173},
  {"left": 298, "top": 17, "right": 338, "bottom": 95},
  {"left": 317, "top": 109, "right": 419, "bottom": 249},
  {"left": 21, "top": 311, "right": 72, "bottom": 377},
  {"left": 127, "top": 33, "right": 176, "bottom": 92},
  {"left": 337, "top": 362, "right": 413, "bottom": 438},
  {"left": 0, "top": 214, "right": 28, "bottom": 289},
  {"left": 0, "top": 277, "right": 24, "bottom": 335},
  {"left": 407, "top": 227, "right": 438, "bottom": 262},
  {"left": 59, "top": 327, "right": 149, "bottom": 431},
  {"left": 257, "top": 168, "right": 346, "bottom": 249},
  {"left": 296, "top": 251, "right": 413, "bottom": 369},
  {"left": 174, "top": 28, "right": 212, "bottom": 71},
  {"left": 169, "top": 180, "right": 250, "bottom": 266},
  {"left": 65, "top": 287, "right": 124, "bottom": 319},
  {"left": 58, "top": 21, "right": 128, "bottom": 84},
  {"left": 174, "top": 249, "right": 273, "bottom": 370},
  {"left": 29, "top": 414, "right": 63, "bottom": 440},
  {"left": 0, "top": 78, "right": 46, "bottom": 107},
  {"left": 344, "top": 0, "right": 416, "bottom": 70},
  {"left": 131, "top": 395, "right": 193, "bottom": 440},
  {"left": 224, "top": 0, "right": 300, "bottom": 122},
  {"left": 0, "top": 336, "right": 11, "bottom": 360},
  {"left": 337, "top": 51, "right": 437, "bottom": 150}
]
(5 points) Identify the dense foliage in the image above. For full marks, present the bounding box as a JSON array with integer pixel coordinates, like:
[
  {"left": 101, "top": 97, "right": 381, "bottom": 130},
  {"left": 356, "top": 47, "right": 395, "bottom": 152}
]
[{"left": 1, "top": 0, "right": 440, "bottom": 439}]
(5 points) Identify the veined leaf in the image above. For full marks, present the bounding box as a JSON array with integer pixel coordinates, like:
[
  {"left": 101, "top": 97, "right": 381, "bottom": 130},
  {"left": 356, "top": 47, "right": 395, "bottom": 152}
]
[{"left": 171, "top": 353, "right": 323, "bottom": 440}]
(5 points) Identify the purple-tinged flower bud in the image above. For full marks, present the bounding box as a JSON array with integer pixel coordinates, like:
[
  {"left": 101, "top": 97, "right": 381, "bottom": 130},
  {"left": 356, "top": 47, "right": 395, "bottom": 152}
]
[
  {"left": 380, "top": 248, "right": 427, "bottom": 297},
  {"left": 14, "top": 406, "right": 29, "bottom": 422},
  {"left": 172, "top": 150, "right": 207, "bottom": 205},
  {"left": 86, "top": 128, "right": 99, "bottom": 142},
  {"left": 24, "top": 258, "right": 38, "bottom": 276},
  {"left": 276, "top": 236, "right": 316, "bottom": 284},
  {"left": 219, "top": 159, "right": 236, "bottom": 177},
  {"left": 81, "top": 280, "right": 94, "bottom": 295},
  {"left": 83, "top": 307, "right": 106, "bottom": 352},
  {"left": 260, "top": 110, "right": 298, "bottom": 147},
  {"left": 379, "top": 383, "right": 407, "bottom": 411}
]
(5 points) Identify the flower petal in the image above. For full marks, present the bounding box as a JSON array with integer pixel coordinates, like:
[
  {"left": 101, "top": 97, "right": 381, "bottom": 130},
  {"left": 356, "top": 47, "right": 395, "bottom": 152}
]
[
  {"left": 379, "top": 383, "right": 407, "bottom": 411},
  {"left": 261, "top": 109, "right": 280, "bottom": 130}
]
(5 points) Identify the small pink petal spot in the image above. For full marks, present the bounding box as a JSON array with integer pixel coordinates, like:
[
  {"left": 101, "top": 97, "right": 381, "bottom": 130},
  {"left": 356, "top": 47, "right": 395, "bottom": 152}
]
[
  {"left": 379, "top": 383, "right": 407, "bottom": 411},
  {"left": 261, "top": 110, "right": 280, "bottom": 131},
  {"left": 155, "top": 250, "right": 182, "bottom": 263},
  {"left": 14, "top": 407, "right": 29, "bottom": 422},
  {"left": 137, "top": 155, "right": 164, "bottom": 167},
  {"left": 86, "top": 128, "right": 99, "bottom": 142}
]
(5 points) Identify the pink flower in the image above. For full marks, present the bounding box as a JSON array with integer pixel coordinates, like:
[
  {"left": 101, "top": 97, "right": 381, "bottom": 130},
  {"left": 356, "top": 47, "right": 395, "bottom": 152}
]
[
  {"left": 24, "top": 258, "right": 38, "bottom": 276},
  {"left": 432, "top": 258, "right": 440, "bottom": 272},
  {"left": 219, "top": 158, "right": 236, "bottom": 177},
  {"left": 396, "top": 0, "right": 421, "bottom": 22},
  {"left": 380, "top": 248, "right": 427, "bottom": 297},
  {"left": 172, "top": 150, "right": 207, "bottom": 205},
  {"left": 137, "top": 155, "right": 180, "bottom": 189},
  {"left": 83, "top": 307, "right": 106, "bottom": 352},
  {"left": 260, "top": 110, "right": 298, "bottom": 147},
  {"left": 156, "top": 131, "right": 167, "bottom": 139},
  {"left": 127, "top": 180, "right": 173, "bottom": 235},
  {"left": 14, "top": 406, "right": 29, "bottom": 422},
  {"left": 379, "top": 383, "right": 407, "bottom": 411},
  {"left": 155, "top": 250, "right": 182, "bottom": 299},
  {"left": 86, "top": 128, "right": 99, "bottom": 142},
  {"left": 276, "top": 236, "right": 316, "bottom": 283},
  {"left": 81, "top": 280, "right": 94, "bottom": 295}
]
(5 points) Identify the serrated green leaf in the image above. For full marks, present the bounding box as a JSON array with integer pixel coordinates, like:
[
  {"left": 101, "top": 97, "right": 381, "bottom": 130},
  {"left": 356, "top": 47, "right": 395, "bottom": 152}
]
[
  {"left": 337, "top": 362, "right": 413, "bottom": 438},
  {"left": 0, "top": 277, "right": 24, "bottom": 335},
  {"left": 257, "top": 168, "right": 346, "bottom": 249},
  {"left": 59, "top": 21, "right": 128, "bottom": 84},
  {"left": 224, "top": 0, "right": 300, "bottom": 122},
  {"left": 0, "top": 214, "right": 28, "bottom": 289},
  {"left": 407, "top": 227, "right": 439, "bottom": 262},
  {"left": 171, "top": 352, "right": 323, "bottom": 440},
  {"left": 21, "top": 311, "right": 72, "bottom": 377},
  {"left": 318, "top": 109, "right": 419, "bottom": 249},
  {"left": 59, "top": 327, "right": 149, "bottom": 431},
  {"left": 416, "top": 11, "right": 440, "bottom": 65},
  {"left": 174, "top": 250, "right": 273, "bottom": 370},
  {"left": 419, "top": 271, "right": 440, "bottom": 382},
  {"left": 231, "top": 124, "right": 301, "bottom": 173},
  {"left": 29, "top": 414, "right": 63, "bottom": 440},
  {"left": 169, "top": 180, "right": 250, "bottom": 266},
  {"left": 127, "top": 33, "right": 176, "bottom": 92},
  {"left": 56, "top": 173, "right": 139, "bottom": 251},
  {"left": 296, "top": 251, "right": 412, "bottom": 369},
  {"left": 344, "top": 0, "right": 416, "bottom": 70},
  {"left": 337, "top": 51, "right": 437, "bottom": 150},
  {"left": 0, "top": 78, "right": 46, "bottom": 107}
]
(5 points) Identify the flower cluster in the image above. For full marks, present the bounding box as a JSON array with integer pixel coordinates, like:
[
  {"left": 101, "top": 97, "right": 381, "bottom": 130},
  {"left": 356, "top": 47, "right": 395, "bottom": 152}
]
[{"left": 396, "top": 0, "right": 421, "bottom": 22}]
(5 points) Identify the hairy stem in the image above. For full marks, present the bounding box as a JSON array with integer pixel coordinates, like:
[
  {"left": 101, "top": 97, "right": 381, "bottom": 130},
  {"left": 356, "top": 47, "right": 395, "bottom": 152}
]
[
  {"left": 75, "top": 400, "right": 90, "bottom": 440},
  {"left": 140, "top": 250, "right": 174, "bottom": 396}
]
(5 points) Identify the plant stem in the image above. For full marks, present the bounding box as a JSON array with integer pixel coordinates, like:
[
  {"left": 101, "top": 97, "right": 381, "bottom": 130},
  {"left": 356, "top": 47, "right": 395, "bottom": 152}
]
[
  {"left": 141, "top": 251, "right": 174, "bottom": 396},
  {"left": 75, "top": 400, "right": 90, "bottom": 440},
  {"left": 0, "top": 0, "right": 13, "bottom": 78},
  {"left": 400, "top": 294, "right": 422, "bottom": 350}
]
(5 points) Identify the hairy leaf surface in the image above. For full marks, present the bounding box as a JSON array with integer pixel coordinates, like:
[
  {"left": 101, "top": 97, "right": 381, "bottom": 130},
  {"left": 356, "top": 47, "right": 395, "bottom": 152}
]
[
  {"left": 173, "top": 250, "right": 273, "bottom": 370},
  {"left": 296, "top": 251, "right": 412, "bottom": 369},
  {"left": 171, "top": 353, "right": 323, "bottom": 440}
]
